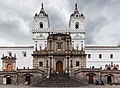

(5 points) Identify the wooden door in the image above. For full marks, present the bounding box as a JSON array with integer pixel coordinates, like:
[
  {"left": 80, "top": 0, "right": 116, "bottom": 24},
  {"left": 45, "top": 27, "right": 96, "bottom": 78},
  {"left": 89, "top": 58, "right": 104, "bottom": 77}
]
[
  {"left": 89, "top": 75, "right": 94, "bottom": 84},
  {"left": 56, "top": 61, "right": 63, "bottom": 74}
]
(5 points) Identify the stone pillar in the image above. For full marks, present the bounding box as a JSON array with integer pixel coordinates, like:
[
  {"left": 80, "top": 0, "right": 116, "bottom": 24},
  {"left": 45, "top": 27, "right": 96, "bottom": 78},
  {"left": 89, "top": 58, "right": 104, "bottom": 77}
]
[
  {"left": 65, "top": 57, "right": 67, "bottom": 70},
  {"left": 3, "top": 62, "right": 4, "bottom": 70},
  {"left": 46, "top": 60, "right": 48, "bottom": 68},
  {"left": 70, "top": 60, "right": 73, "bottom": 68},
  {"left": 52, "top": 57, "right": 54, "bottom": 69},
  {"left": 2, "top": 61, "right": 4, "bottom": 70},
  {"left": 50, "top": 57, "right": 52, "bottom": 72},
  {"left": 50, "top": 56, "right": 54, "bottom": 74},
  {"left": 67, "top": 57, "right": 69, "bottom": 71},
  {"left": 81, "top": 56, "right": 83, "bottom": 68},
  {"left": 13, "top": 62, "right": 15, "bottom": 70},
  {"left": 52, "top": 40, "right": 54, "bottom": 50}
]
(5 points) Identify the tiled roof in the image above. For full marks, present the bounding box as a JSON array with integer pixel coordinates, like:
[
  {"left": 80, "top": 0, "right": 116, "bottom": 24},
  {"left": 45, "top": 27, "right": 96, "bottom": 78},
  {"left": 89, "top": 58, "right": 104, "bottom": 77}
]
[
  {"left": 0, "top": 45, "right": 34, "bottom": 48},
  {"left": 85, "top": 45, "right": 120, "bottom": 48}
]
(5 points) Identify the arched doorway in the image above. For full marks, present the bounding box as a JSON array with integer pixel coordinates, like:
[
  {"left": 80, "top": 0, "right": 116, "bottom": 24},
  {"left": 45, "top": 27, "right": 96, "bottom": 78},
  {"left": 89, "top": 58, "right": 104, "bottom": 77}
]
[
  {"left": 56, "top": 61, "right": 63, "bottom": 74},
  {"left": 89, "top": 75, "right": 94, "bottom": 84},
  {"left": 25, "top": 76, "right": 31, "bottom": 85},
  {"left": 6, "top": 76, "right": 11, "bottom": 84},
  {"left": 23, "top": 74, "right": 33, "bottom": 85},
  {"left": 107, "top": 76, "right": 112, "bottom": 84}
]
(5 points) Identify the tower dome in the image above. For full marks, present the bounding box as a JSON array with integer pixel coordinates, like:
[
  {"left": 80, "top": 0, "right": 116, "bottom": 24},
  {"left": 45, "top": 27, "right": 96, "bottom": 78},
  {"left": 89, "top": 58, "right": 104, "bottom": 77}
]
[{"left": 70, "top": 3, "right": 84, "bottom": 18}]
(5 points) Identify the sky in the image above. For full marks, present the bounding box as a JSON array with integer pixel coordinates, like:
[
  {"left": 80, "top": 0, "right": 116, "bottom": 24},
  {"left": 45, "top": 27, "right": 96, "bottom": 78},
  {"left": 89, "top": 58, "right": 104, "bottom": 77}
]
[{"left": 0, "top": 0, "right": 120, "bottom": 45}]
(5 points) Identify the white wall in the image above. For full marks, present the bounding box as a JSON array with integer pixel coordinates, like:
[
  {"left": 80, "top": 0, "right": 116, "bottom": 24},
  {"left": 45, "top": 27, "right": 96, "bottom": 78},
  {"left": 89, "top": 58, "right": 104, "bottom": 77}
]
[
  {"left": 0, "top": 46, "right": 34, "bottom": 70},
  {"left": 1, "top": 45, "right": 120, "bottom": 71},
  {"left": 85, "top": 46, "right": 120, "bottom": 69}
]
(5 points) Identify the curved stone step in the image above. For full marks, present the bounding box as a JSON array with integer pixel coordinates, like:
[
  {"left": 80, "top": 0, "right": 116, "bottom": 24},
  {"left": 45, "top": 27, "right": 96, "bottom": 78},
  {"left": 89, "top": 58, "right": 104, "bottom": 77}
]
[{"left": 31, "top": 74, "right": 89, "bottom": 87}]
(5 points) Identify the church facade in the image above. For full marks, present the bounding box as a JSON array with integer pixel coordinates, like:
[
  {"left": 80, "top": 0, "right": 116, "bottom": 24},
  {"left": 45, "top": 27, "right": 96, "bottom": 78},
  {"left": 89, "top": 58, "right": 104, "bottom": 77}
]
[
  {"left": 0, "top": 3, "right": 120, "bottom": 85},
  {"left": 32, "top": 3, "right": 86, "bottom": 73}
]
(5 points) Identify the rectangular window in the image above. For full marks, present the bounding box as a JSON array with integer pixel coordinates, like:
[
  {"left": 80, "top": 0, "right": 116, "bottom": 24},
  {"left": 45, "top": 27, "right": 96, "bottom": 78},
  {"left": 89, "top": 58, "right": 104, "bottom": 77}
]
[
  {"left": 7, "top": 51, "right": 12, "bottom": 56},
  {"left": 76, "top": 61, "right": 80, "bottom": 66},
  {"left": 39, "top": 62, "right": 43, "bottom": 67},
  {"left": 99, "top": 54, "right": 102, "bottom": 58},
  {"left": 88, "top": 54, "right": 91, "bottom": 58},
  {"left": 22, "top": 51, "right": 26, "bottom": 57},
  {"left": 110, "top": 54, "right": 113, "bottom": 58}
]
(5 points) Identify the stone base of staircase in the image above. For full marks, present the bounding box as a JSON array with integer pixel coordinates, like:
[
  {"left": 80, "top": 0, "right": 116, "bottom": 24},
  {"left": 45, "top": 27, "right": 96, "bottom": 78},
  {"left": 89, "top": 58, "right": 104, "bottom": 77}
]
[{"left": 31, "top": 73, "right": 89, "bottom": 87}]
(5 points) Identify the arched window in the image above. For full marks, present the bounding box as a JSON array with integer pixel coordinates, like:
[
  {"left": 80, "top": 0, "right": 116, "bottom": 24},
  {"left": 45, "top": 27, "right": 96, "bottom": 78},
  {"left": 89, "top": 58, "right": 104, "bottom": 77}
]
[
  {"left": 113, "top": 67, "right": 118, "bottom": 70},
  {"left": 40, "top": 22, "right": 43, "bottom": 28},
  {"left": 107, "top": 67, "right": 111, "bottom": 70},
  {"left": 7, "top": 64, "right": 13, "bottom": 71},
  {"left": 75, "top": 22, "right": 79, "bottom": 29}
]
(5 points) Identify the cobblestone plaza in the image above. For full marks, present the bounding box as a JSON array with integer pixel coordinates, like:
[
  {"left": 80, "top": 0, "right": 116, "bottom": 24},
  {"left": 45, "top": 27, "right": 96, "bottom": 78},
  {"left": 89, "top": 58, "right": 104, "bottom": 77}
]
[{"left": 0, "top": 85, "right": 120, "bottom": 88}]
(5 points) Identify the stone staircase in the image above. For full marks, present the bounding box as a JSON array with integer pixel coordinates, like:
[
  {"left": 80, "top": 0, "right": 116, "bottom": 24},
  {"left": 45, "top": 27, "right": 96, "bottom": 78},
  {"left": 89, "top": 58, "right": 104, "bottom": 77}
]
[{"left": 31, "top": 73, "right": 89, "bottom": 87}]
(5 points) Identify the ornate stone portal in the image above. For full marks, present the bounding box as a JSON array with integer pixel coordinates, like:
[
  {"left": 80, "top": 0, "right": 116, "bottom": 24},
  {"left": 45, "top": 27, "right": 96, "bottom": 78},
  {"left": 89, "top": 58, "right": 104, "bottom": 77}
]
[
  {"left": 1, "top": 54, "right": 17, "bottom": 71},
  {"left": 32, "top": 33, "right": 87, "bottom": 74}
]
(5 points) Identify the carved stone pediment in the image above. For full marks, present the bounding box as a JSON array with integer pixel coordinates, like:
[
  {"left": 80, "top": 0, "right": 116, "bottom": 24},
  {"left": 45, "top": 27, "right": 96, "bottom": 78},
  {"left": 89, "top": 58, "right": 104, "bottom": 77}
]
[
  {"left": 47, "top": 33, "right": 71, "bottom": 52},
  {"left": 54, "top": 56, "right": 65, "bottom": 62}
]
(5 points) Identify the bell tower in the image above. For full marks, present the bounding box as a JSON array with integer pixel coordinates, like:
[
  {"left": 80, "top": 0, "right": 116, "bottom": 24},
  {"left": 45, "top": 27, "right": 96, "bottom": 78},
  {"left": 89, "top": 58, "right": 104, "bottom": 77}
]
[
  {"left": 69, "top": 4, "right": 85, "bottom": 50},
  {"left": 34, "top": 3, "right": 50, "bottom": 29},
  {"left": 32, "top": 3, "right": 50, "bottom": 50}
]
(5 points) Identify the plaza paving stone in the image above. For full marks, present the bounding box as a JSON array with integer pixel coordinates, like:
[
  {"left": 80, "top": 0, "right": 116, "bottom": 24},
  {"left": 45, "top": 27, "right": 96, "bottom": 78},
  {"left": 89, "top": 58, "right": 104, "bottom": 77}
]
[{"left": 0, "top": 85, "right": 120, "bottom": 88}]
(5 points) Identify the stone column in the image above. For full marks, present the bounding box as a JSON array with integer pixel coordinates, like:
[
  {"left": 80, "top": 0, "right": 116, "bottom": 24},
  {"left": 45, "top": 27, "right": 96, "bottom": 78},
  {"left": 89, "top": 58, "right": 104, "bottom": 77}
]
[
  {"left": 67, "top": 57, "right": 69, "bottom": 72},
  {"left": 81, "top": 56, "right": 83, "bottom": 68},
  {"left": 50, "top": 57, "right": 52, "bottom": 70},
  {"left": 4, "top": 62, "right": 6, "bottom": 70},
  {"left": 50, "top": 57, "right": 53, "bottom": 74},
  {"left": 65, "top": 57, "right": 67, "bottom": 70},
  {"left": 46, "top": 60, "right": 48, "bottom": 68},
  {"left": 13, "top": 62, "right": 15, "bottom": 70},
  {"left": 52, "top": 57, "right": 54, "bottom": 70},
  {"left": 2, "top": 61, "right": 4, "bottom": 70}
]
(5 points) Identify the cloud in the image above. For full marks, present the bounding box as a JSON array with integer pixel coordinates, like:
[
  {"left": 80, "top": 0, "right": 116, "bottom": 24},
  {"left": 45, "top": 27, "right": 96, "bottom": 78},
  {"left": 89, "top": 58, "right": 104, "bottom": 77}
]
[
  {"left": 0, "top": 0, "right": 120, "bottom": 45},
  {"left": 0, "top": 0, "right": 34, "bottom": 45},
  {"left": 40, "top": 0, "right": 71, "bottom": 28},
  {"left": 0, "top": 38, "right": 15, "bottom": 45},
  {"left": 79, "top": 0, "right": 120, "bottom": 45}
]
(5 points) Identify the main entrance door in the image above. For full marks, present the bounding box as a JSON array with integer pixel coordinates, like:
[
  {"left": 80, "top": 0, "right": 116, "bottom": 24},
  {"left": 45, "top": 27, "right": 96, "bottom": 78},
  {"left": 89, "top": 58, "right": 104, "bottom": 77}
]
[{"left": 56, "top": 61, "right": 63, "bottom": 74}]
